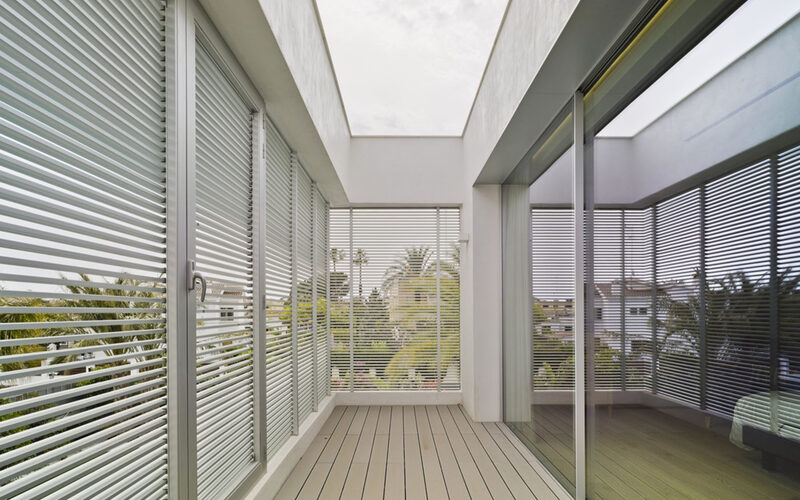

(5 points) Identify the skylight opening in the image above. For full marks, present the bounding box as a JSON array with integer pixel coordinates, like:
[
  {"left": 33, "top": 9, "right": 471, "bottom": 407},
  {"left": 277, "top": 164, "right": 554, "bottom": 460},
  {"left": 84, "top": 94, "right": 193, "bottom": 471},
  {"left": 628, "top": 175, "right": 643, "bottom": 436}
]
[
  {"left": 316, "top": 0, "right": 508, "bottom": 137},
  {"left": 597, "top": 0, "right": 800, "bottom": 138}
]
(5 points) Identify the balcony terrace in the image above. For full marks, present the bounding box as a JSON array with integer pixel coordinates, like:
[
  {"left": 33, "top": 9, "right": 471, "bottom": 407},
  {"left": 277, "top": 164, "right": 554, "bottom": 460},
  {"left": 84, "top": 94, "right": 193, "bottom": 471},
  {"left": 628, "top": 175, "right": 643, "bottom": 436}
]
[{"left": 1, "top": 0, "right": 799, "bottom": 499}]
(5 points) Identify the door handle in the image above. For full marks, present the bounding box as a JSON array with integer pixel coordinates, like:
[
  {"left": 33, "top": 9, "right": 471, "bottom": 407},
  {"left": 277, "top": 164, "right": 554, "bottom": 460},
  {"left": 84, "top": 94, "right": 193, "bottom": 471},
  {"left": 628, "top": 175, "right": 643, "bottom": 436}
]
[{"left": 187, "top": 260, "right": 207, "bottom": 302}]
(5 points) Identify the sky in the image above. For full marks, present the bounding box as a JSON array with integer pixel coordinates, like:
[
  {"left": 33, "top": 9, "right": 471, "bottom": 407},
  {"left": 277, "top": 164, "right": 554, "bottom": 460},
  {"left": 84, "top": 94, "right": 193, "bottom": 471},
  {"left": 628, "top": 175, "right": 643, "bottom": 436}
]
[{"left": 316, "top": 0, "right": 507, "bottom": 136}]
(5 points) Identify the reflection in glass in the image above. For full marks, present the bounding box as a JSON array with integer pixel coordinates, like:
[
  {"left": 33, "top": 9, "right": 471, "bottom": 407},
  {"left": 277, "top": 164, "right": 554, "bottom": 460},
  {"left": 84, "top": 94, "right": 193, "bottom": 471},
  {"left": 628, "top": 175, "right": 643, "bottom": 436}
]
[
  {"left": 585, "top": 1, "right": 800, "bottom": 497},
  {"left": 506, "top": 129, "right": 576, "bottom": 492}
]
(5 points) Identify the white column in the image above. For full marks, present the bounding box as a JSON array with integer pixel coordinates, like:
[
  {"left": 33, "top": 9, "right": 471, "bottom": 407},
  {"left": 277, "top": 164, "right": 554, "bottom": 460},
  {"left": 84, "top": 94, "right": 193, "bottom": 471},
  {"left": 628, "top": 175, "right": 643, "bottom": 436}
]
[{"left": 462, "top": 185, "right": 503, "bottom": 422}]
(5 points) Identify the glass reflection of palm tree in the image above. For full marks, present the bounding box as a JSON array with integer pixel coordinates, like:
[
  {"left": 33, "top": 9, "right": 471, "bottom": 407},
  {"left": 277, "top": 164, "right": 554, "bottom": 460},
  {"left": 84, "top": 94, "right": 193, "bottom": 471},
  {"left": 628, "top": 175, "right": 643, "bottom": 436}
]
[{"left": 660, "top": 270, "right": 800, "bottom": 414}]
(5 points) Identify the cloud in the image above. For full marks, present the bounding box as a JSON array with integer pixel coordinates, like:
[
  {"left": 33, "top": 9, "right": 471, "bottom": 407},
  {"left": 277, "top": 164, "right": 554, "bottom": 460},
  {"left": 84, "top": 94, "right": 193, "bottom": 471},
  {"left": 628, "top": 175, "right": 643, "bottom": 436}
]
[{"left": 317, "top": 0, "right": 507, "bottom": 135}]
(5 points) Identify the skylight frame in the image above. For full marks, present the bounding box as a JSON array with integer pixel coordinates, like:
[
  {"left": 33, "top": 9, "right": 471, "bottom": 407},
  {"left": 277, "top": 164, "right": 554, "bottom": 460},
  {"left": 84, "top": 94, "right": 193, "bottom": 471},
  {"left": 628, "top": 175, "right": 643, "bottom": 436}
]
[{"left": 313, "top": 0, "right": 510, "bottom": 138}]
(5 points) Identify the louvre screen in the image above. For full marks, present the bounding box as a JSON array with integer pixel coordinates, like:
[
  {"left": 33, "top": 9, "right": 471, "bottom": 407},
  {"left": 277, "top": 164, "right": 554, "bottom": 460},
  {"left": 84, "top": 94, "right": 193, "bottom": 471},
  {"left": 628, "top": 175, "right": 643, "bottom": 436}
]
[
  {"left": 535, "top": 207, "right": 653, "bottom": 393},
  {"left": 531, "top": 209, "right": 575, "bottom": 391},
  {"left": 329, "top": 208, "right": 461, "bottom": 391},
  {"left": 705, "top": 160, "right": 772, "bottom": 418},
  {"left": 263, "top": 116, "right": 293, "bottom": 458},
  {"left": 0, "top": 1, "right": 169, "bottom": 497},
  {"left": 0, "top": 1, "right": 334, "bottom": 494},
  {"left": 194, "top": 40, "right": 256, "bottom": 498},
  {"left": 622, "top": 208, "right": 653, "bottom": 390},
  {"left": 592, "top": 210, "right": 624, "bottom": 390},
  {"left": 314, "top": 189, "right": 329, "bottom": 402},
  {"left": 294, "top": 162, "right": 314, "bottom": 425},
  {"left": 654, "top": 189, "right": 702, "bottom": 407},
  {"left": 532, "top": 143, "right": 800, "bottom": 424},
  {"left": 777, "top": 145, "right": 800, "bottom": 429}
]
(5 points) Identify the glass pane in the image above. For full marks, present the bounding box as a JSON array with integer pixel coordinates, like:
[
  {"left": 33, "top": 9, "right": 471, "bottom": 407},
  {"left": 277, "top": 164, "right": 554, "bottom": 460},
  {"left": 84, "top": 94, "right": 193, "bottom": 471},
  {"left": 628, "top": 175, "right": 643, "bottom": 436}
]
[
  {"left": 586, "top": 0, "right": 800, "bottom": 497},
  {"left": 505, "top": 110, "right": 576, "bottom": 494}
]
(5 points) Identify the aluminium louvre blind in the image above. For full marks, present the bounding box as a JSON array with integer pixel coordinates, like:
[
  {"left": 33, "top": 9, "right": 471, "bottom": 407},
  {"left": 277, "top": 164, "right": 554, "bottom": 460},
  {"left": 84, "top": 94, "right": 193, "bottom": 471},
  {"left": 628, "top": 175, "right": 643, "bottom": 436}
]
[
  {"left": 263, "top": 116, "right": 293, "bottom": 458},
  {"left": 654, "top": 188, "right": 701, "bottom": 406},
  {"left": 622, "top": 208, "right": 653, "bottom": 390},
  {"left": 592, "top": 210, "right": 624, "bottom": 390},
  {"left": 329, "top": 208, "right": 460, "bottom": 391},
  {"left": 554, "top": 208, "right": 652, "bottom": 392},
  {"left": 438, "top": 209, "right": 461, "bottom": 390},
  {"left": 194, "top": 42, "right": 255, "bottom": 498},
  {"left": 328, "top": 209, "right": 350, "bottom": 390},
  {"left": 0, "top": 1, "right": 169, "bottom": 498},
  {"left": 531, "top": 209, "right": 575, "bottom": 391},
  {"left": 313, "top": 188, "right": 329, "bottom": 401},
  {"left": 294, "top": 162, "right": 314, "bottom": 425},
  {"left": 777, "top": 145, "right": 800, "bottom": 429},
  {"left": 591, "top": 208, "right": 653, "bottom": 391},
  {"left": 705, "top": 159, "right": 772, "bottom": 419},
  {"left": 350, "top": 208, "right": 438, "bottom": 391}
]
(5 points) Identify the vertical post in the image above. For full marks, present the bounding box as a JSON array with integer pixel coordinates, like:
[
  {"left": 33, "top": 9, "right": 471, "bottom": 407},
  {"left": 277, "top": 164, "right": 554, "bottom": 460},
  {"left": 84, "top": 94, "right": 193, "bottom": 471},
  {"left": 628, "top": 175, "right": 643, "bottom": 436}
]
[
  {"left": 436, "top": 207, "right": 442, "bottom": 391},
  {"left": 166, "top": 0, "right": 196, "bottom": 496},
  {"left": 573, "top": 91, "right": 586, "bottom": 500},
  {"left": 311, "top": 184, "right": 319, "bottom": 411},
  {"left": 651, "top": 207, "right": 658, "bottom": 394},
  {"left": 327, "top": 202, "right": 332, "bottom": 396},
  {"left": 769, "top": 156, "right": 779, "bottom": 396},
  {"left": 698, "top": 185, "right": 707, "bottom": 411},
  {"left": 290, "top": 155, "right": 299, "bottom": 435},
  {"left": 252, "top": 113, "right": 267, "bottom": 463},
  {"left": 620, "top": 210, "right": 627, "bottom": 391},
  {"left": 349, "top": 208, "right": 355, "bottom": 391}
]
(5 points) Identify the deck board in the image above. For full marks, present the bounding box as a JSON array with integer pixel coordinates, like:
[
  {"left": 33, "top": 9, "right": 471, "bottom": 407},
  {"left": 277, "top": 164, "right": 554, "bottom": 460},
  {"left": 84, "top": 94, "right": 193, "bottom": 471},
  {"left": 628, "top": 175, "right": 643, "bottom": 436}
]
[{"left": 276, "top": 405, "right": 564, "bottom": 499}]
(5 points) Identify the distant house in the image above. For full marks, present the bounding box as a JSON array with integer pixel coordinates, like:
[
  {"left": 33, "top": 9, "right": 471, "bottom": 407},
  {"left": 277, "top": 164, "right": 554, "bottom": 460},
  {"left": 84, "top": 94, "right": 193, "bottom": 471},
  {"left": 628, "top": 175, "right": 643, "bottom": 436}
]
[{"left": 534, "top": 278, "right": 696, "bottom": 350}]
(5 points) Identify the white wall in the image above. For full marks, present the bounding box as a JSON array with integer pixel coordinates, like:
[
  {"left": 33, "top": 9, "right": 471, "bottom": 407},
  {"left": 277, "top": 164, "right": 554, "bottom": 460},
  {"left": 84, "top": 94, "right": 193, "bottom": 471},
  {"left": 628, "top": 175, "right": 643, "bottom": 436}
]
[
  {"left": 595, "top": 14, "right": 800, "bottom": 206},
  {"left": 255, "top": 0, "right": 351, "bottom": 182},
  {"left": 344, "top": 137, "right": 464, "bottom": 206},
  {"left": 463, "top": 0, "right": 578, "bottom": 185}
]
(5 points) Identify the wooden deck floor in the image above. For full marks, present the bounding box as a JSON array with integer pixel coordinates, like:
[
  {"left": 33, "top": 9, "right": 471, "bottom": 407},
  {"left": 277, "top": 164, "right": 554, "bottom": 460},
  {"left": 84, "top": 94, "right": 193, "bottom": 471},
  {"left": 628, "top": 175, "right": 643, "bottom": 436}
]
[
  {"left": 275, "top": 405, "right": 568, "bottom": 500},
  {"left": 514, "top": 405, "right": 800, "bottom": 500}
]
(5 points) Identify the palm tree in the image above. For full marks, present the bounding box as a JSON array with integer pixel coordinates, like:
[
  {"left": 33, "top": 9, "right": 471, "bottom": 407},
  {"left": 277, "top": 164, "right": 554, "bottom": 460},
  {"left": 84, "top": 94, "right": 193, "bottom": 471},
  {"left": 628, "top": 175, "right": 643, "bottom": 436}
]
[
  {"left": 382, "top": 247, "right": 433, "bottom": 295},
  {"left": 330, "top": 248, "right": 345, "bottom": 273},
  {"left": 51, "top": 274, "right": 164, "bottom": 368},
  {"left": 659, "top": 269, "right": 800, "bottom": 414},
  {"left": 352, "top": 248, "right": 369, "bottom": 297},
  {"left": 0, "top": 291, "right": 58, "bottom": 373},
  {"left": 438, "top": 244, "right": 460, "bottom": 280}
]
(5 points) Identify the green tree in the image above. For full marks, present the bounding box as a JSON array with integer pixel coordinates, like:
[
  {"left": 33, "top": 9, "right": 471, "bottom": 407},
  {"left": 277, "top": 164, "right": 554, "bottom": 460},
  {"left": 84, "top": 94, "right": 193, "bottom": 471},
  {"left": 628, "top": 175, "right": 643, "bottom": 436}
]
[
  {"left": 330, "top": 248, "right": 345, "bottom": 273},
  {"left": 52, "top": 274, "right": 164, "bottom": 368},
  {"left": 382, "top": 247, "right": 433, "bottom": 295},
  {"left": 352, "top": 248, "right": 369, "bottom": 297},
  {"left": 380, "top": 246, "right": 462, "bottom": 388}
]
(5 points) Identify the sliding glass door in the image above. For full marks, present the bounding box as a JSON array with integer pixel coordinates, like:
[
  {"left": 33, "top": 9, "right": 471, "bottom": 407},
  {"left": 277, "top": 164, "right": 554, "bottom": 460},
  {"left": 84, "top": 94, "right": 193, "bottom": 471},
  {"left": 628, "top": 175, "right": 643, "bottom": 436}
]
[
  {"left": 504, "top": 104, "right": 578, "bottom": 494},
  {"left": 504, "top": 1, "right": 800, "bottom": 498}
]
